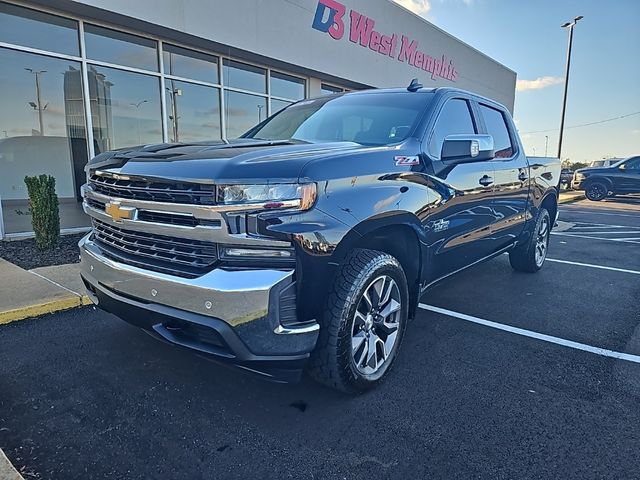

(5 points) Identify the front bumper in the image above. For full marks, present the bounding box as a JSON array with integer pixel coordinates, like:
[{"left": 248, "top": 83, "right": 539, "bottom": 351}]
[
  {"left": 79, "top": 234, "right": 319, "bottom": 382},
  {"left": 571, "top": 179, "right": 585, "bottom": 190}
]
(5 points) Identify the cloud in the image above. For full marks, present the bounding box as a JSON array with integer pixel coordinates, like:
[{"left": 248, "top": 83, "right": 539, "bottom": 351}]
[
  {"left": 516, "top": 76, "right": 564, "bottom": 92},
  {"left": 393, "top": 0, "right": 432, "bottom": 17}
]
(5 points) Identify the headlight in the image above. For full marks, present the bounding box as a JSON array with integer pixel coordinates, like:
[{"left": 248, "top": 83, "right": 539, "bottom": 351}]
[
  {"left": 574, "top": 173, "right": 586, "bottom": 180},
  {"left": 217, "top": 183, "right": 316, "bottom": 210}
]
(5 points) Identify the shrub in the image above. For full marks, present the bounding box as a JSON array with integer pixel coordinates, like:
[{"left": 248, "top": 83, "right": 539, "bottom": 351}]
[{"left": 24, "top": 174, "right": 60, "bottom": 250}]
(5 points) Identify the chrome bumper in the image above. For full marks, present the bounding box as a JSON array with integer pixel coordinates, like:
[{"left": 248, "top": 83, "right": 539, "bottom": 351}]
[{"left": 79, "top": 234, "right": 318, "bottom": 335}]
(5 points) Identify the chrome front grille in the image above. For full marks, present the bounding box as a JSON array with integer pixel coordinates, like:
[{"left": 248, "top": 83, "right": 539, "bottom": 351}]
[
  {"left": 89, "top": 173, "right": 216, "bottom": 205},
  {"left": 91, "top": 219, "right": 217, "bottom": 278}
]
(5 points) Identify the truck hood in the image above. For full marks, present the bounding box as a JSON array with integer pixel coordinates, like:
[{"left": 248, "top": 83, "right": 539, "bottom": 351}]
[
  {"left": 575, "top": 166, "right": 616, "bottom": 175},
  {"left": 88, "top": 139, "right": 366, "bottom": 183}
]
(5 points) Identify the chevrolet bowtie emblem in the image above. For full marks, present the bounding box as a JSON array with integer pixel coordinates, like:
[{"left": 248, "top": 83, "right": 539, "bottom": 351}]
[{"left": 105, "top": 202, "right": 136, "bottom": 223}]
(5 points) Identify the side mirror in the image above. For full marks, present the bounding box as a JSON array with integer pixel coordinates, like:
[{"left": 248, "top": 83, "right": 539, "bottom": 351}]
[{"left": 441, "top": 134, "right": 495, "bottom": 164}]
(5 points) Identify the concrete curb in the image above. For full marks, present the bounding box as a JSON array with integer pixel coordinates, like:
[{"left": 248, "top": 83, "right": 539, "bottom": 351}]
[
  {"left": 0, "top": 448, "right": 24, "bottom": 480},
  {"left": 0, "top": 295, "right": 92, "bottom": 326},
  {"left": 558, "top": 192, "right": 585, "bottom": 205}
]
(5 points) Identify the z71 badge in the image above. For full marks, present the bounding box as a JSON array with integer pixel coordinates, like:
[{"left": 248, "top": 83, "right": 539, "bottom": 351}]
[
  {"left": 395, "top": 155, "right": 420, "bottom": 166},
  {"left": 433, "top": 219, "right": 450, "bottom": 232}
]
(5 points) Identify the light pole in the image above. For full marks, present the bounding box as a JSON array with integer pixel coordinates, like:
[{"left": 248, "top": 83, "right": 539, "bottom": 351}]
[
  {"left": 129, "top": 100, "right": 148, "bottom": 145},
  {"left": 257, "top": 104, "right": 264, "bottom": 122},
  {"left": 25, "top": 68, "right": 48, "bottom": 136},
  {"left": 544, "top": 135, "right": 549, "bottom": 157},
  {"left": 557, "top": 15, "right": 583, "bottom": 160},
  {"left": 166, "top": 86, "right": 183, "bottom": 142}
]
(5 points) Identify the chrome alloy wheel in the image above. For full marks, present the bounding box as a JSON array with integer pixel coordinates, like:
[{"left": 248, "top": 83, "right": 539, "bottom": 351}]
[
  {"left": 535, "top": 215, "right": 550, "bottom": 267},
  {"left": 351, "top": 275, "right": 401, "bottom": 375}
]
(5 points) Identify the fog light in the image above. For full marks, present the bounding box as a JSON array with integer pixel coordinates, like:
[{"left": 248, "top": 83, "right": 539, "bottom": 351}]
[{"left": 224, "top": 248, "right": 293, "bottom": 258}]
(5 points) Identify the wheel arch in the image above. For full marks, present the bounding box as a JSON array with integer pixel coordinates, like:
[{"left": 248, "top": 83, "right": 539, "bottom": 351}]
[{"left": 331, "top": 212, "right": 426, "bottom": 319}]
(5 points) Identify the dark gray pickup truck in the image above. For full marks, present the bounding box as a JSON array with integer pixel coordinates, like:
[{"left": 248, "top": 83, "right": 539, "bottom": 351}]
[{"left": 79, "top": 83, "right": 561, "bottom": 392}]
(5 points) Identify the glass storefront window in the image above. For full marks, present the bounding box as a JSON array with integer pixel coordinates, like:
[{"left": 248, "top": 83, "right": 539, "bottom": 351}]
[
  {"left": 163, "top": 44, "right": 218, "bottom": 84},
  {"left": 165, "top": 80, "right": 221, "bottom": 143},
  {"left": 0, "top": 2, "right": 79, "bottom": 56},
  {"left": 271, "top": 99, "right": 292, "bottom": 115},
  {"left": 271, "top": 72, "right": 305, "bottom": 100},
  {"left": 84, "top": 24, "right": 158, "bottom": 72},
  {"left": 0, "top": 47, "right": 89, "bottom": 234},
  {"left": 321, "top": 84, "right": 344, "bottom": 96},
  {"left": 223, "top": 59, "right": 266, "bottom": 93},
  {"left": 224, "top": 91, "right": 266, "bottom": 139},
  {"left": 87, "top": 65, "right": 162, "bottom": 152}
]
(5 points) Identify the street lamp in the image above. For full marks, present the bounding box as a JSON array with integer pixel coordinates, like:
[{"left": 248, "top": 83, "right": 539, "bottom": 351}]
[
  {"left": 166, "top": 86, "right": 183, "bottom": 142},
  {"left": 25, "top": 68, "right": 48, "bottom": 136},
  {"left": 129, "top": 100, "right": 148, "bottom": 145},
  {"left": 557, "top": 15, "right": 584, "bottom": 160},
  {"left": 544, "top": 135, "right": 549, "bottom": 157}
]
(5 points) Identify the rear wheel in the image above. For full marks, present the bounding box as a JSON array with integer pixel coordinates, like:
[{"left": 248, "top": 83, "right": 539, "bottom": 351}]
[
  {"left": 585, "top": 181, "right": 608, "bottom": 201},
  {"left": 307, "top": 249, "right": 408, "bottom": 393},
  {"left": 509, "top": 208, "right": 551, "bottom": 273}
]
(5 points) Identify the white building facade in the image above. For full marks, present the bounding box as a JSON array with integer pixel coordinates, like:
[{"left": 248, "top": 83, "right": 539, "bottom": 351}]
[{"left": 0, "top": 0, "right": 516, "bottom": 237}]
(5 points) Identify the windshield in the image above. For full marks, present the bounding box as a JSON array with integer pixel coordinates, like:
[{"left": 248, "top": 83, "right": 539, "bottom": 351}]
[{"left": 244, "top": 92, "right": 433, "bottom": 146}]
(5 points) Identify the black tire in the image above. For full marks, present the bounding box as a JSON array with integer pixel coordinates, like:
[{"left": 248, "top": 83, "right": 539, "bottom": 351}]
[
  {"left": 585, "top": 181, "right": 608, "bottom": 201},
  {"left": 307, "top": 249, "right": 409, "bottom": 393},
  {"left": 509, "top": 207, "right": 551, "bottom": 273}
]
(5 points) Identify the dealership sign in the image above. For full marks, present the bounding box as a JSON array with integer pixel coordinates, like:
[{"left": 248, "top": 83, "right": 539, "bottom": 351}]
[{"left": 312, "top": 0, "right": 458, "bottom": 82}]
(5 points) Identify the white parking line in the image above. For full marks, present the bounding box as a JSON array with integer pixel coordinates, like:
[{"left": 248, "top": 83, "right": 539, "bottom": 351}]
[
  {"left": 564, "top": 231, "right": 640, "bottom": 235},
  {"left": 560, "top": 209, "right": 639, "bottom": 218},
  {"left": 418, "top": 304, "right": 640, "bottom": 364},
  {"left": 551, "top": 232, "right": 640, "bottom": 244},
  {"left": 546, "top": 258, "right": 640, "bottom": 275}
]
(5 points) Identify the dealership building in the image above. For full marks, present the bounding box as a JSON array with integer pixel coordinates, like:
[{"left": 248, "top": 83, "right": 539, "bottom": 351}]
[{"left": 0, "top": 0, "right": 516, "bottom": 238}]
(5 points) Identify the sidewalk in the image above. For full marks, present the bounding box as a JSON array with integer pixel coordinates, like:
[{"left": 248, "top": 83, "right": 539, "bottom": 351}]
[
  {"left": 0, "top": 448, "right": 23, "bottom": 480},
  {"left": 0, "top": 259, "right": 91, "bottom": 325}
]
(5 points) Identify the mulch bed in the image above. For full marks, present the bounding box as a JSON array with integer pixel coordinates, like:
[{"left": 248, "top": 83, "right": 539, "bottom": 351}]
[{"left": 0, "top": 233, "right": 86, "bottom": 270}]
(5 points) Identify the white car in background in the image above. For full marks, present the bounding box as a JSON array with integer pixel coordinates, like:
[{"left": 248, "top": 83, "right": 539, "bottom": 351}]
[{"left": 590, "top": 158, "right": 622, "bottom": 168}]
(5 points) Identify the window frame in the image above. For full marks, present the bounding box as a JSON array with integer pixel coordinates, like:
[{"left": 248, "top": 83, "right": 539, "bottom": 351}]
[{"left": 476, "top": 101, "right": 519, "bottom": 161}]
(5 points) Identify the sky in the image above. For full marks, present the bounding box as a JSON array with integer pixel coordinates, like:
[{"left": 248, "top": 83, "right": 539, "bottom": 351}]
[{"left": 392, "top": 0, "right": 640, "bottom": 164}]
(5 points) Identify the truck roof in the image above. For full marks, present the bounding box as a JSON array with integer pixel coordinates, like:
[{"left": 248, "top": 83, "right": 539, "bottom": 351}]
[{"left": 338, "top": 86, "right": 508, "bottom": 112}]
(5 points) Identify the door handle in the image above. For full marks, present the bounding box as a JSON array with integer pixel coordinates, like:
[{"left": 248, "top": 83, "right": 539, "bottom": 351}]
[
  {"left": 518, "top": 171, "right": 529, "bottom": 182},
  {"left": 479, "top": 175, "right": 494, "bottom": 187}
]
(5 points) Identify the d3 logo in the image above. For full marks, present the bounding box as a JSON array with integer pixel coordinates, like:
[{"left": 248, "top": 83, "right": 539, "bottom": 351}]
[{"left": 312, "top": 0, "right": 346, "bottom": 40}]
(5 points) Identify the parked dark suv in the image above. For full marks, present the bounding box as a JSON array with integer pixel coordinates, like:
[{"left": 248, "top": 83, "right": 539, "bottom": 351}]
[
  {"left": 572, "top": 155, "right": 640, "bottom": 200},
  {"left": 79, "top": 84, "right": 560, "bottom": 392}
]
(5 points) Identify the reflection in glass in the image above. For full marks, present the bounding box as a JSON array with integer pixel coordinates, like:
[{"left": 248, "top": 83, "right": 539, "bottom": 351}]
[
  {"left": 270, "top": 72, "right": 305, "bottom": 100},
  {"left": 225, "top": 91, "right": 266, "bottom": 139},
  {"left": 0, "top": 47, "right": 89, "bottom": 233},
  {"left": 163, "top": 44, "right": 218, "bottom": 84},
  {"left": 321, "top": 84, "right": 343, "bottom": 96},
  {"left": 87, "top": 65, "right": 162, "bottom": 152},
  {"left": 165, "top": 80, "right": 221, "bottom": 143},
  {"left": 0, "top": 2, "right": 79, "bottom": 56},
  {"left": 223, "top": 59, "right": 266, "bottom": 93},
  {"left": 271, "top": 99, "right": 292, "bottom": 115},
  {"left": 84, "top": 24, "right": 158, "bottom": 71}
]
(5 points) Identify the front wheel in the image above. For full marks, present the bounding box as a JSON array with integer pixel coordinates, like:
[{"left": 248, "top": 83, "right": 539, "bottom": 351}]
[
  {"left": 509, "top": 208, "right": 551, "bottom": 273},
  {"left": 585, "top": 182, "right": 608, "bottom": 201},
  {"left": 307, "top": 249, "right": 409, "bottom": 393}
]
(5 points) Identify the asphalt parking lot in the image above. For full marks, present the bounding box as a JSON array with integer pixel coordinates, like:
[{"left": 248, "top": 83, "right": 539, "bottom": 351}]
[{"left": 1, "top": 196, "right": 639, "bottom": 480}]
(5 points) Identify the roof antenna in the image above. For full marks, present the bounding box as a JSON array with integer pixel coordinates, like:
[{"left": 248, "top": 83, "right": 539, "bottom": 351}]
[{"left": 407, "top": 78, "right": 423, "bottom": 92}]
